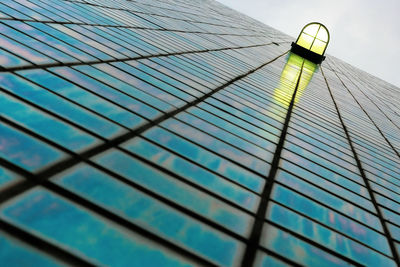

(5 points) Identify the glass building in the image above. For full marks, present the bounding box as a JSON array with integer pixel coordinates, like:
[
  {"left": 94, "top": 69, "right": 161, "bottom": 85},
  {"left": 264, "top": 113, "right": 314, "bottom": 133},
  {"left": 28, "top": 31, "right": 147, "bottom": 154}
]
[{"left": 1, "top": 0, "right": 400, "bottom": 266}]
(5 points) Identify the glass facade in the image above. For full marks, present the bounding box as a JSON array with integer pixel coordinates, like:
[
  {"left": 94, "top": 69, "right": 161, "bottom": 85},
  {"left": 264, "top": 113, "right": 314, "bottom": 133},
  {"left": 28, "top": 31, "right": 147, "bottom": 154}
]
[{"left": 1, "top": 0, "right": 400, "bottom": 266}]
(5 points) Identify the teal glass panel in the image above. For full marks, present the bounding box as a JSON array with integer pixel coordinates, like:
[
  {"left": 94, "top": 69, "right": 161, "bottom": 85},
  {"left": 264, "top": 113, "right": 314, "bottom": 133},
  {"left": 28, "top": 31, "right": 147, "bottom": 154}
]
[
  {"left": 289, "top": 120, "right": 351, "bottom": 155},
  {"left": 0, "top": 34, "right": 54, "bottom": 65},
  {"left": 82, "top": 25, "right": 140, "bottom": 58},
  {"left": 93, "top": 149, "right": 253, "bottom": 235},
  {"left": 276, "top": 170, "right": 382, "bottom": 231},
  {"left": 227, "top": 85, "right": 286, "bottom": 116},
  {"left": 29, "top": 0, "right": 78, "bottom": 22},
  {"left": 0, "top": 167, "right": 20, "bottom": 189},
  {"left": 0, "top": 188, "right": 194, "bottom": 267},
  {"left": 282, "top": 149, "right": 364, "bottom": 185},
  {"left": 0, "top": 232, "right": 61, "bottom": 267},
  {"left": 284, "top": 142, "right": 361, "bottom": 182},
  {"left": 143, "top": 127, "right": 265, "bottom": 193},
  {"left": 94, "top": 63, "right": 188, "bottom": 107},
  {"left": 122, "top": 137, "right": 259, "bottom": 211},
  {"left": 0, "top": 3, "right": 31, "bottom": 20},
  {"left": 0, "top": 48, "right": 30, "bottom": 68},
  {"left": 261, "top": 224, "right": 350, "bottom": 267},
  {"left": 199, "top": 102, "right": 280, "bottom": 144},
  {"left": 66, "top": 24, "right": 129, "bottom": 59},
  {"left": 1, "top": 72, "right": 122, "bottom": 139},
  {"left": 0, "top": 23, "right": 77, "bottom": 63},
  {"left": 286, "top": 135, "right": 358, "bottom": 173},
  {"left": 121, "top": 29, "right": 165, "bottom": 54},
  {"left": 188, "top": 106, "right": 276, "bottom": 151},
  {"left": 267, "top": 202, "right": 394, "bottom": 265},
  {"left": 160, "top": 57, "right": 219, "bottom": 88},
  {"left": 176, "top": 111, "right": 273, "bottom": 160},
  {"left": 138, "top": 58, "right": 210, "bottom": 94},
  {"left": 388, "top": 223, "right": 400, "bottom": 241},
  {"left": 220, "top": 89, "right": 285, "bottom": 124},
  {"left": 112, "top": 62, "right": 202, "bottom": 102},
  {"left": 254, "top": 251, "right": 290, "bottom": 267},
  {"left": 271, "top": 184, "right": 389, "bottom": 254},
  {"left": 74, "top": 64, "right": 179, "bottom": 109},
  {"left": 10, "top": 0, "right": 66, "bottom": 21},
  {"left": 49, "top": 24, "right": 121, "bottom": 59},
  {"left": 4, "top": 21, "right": 95, "bottom": 62},
  {"left": 126, "top": 60, "right": 204, "bottom": 97},
  {"left": 206, "top": 98, "right": 281, "bottom": 137},
  {"left": 214, "top": 92, "right": 283, "bottom": 129},
  {"left": 1, "top": 1, "right": 48, "bottom": 20},
  {"left": 287, "top": 127, "right": 355, "bottom": 164},
  {"left": 150, "top": 57, "right": 215, "bottom": 89},
  {"left": 48, "top": 66, "right": 148, "bottom": 126},
  {"left": 43, "top": 69, "right": 146, "bottom": 128},
  {"left": 19, "top": 69, "right": 146, "bottom": 128},
  {"left": 375, "top": 194, "right": 400, "bottom": 215},
  {"left": 53, "top": 164, "right": 243, "bottom": 266},
  {"left": 94, "top": 26, "right": 150, "bottom": 56},
  {"left": 169, "top": 56, "right": 223, "bottom": 85},
  {"left": 109, "top": 28, "right": 158, "bottom": 55},
  {"left": 1, "top": 93, "right": 98, "bottom": 151},
  {"left": 27, "top": 22, "right": 111, "bottom": 61},
  {"left": 279, "top": 160, "right": 373, "bottom": 209},
  {"left": 0, "top": 123, "right": 64, "bottom": 172},
  {"left": 381, "top": 207, "right": 400, "bottom": 225},
  {"left": 161, "top": 118, "right": 270, "bottom": 175},
  {"left": 367, "top": 178, "right": 400, "bottom": 205}
]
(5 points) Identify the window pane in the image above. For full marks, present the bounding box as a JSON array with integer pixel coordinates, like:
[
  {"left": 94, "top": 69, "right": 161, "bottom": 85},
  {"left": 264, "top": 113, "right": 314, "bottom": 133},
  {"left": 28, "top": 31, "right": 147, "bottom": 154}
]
[
  {"left": 0, "top": 188, "right": 194, "bottom": 267},
  {"left": 0, "top": 123, "right": 65, "bottom": 172},
  {"left": 53, "top": 164, "right": 244, "bottom": 266},
  {"left": 303, "top": 24, "right": 319, "bottom": 37},
  {"left": 143, "top": 126, "right": 265, "bottom": 192},
  {"left": 0, "top": 231, "right": 61, "bottom": 267},
  {"left": 296, "top": 33, "right": 313, "bottom": 49},
  {"left": 261, "top": 224, "right": 351, "bottom": 267},
  {"left": 311, "top": 39, "right": 327, "bottom": 55},
  {"left": 0, "top": 167, "right": 21, "bottom": 189},
  {"left": 1, "top": 93, "right": 98, "bottom": 151},
  {"left": 267, "top": 202, "right": 393, "bottom": 265},
  {"left": 93, "top": 149, "right": 253, "bottom": 235},
  {"left": 122, "top": 137, "right": 259, "bottom": 211}
]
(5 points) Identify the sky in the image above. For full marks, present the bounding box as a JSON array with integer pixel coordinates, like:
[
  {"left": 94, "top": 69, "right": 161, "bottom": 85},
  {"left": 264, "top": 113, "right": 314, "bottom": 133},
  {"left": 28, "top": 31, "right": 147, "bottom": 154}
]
[{"left": 216, "top": 0, "right": 400, "bottom": 87}]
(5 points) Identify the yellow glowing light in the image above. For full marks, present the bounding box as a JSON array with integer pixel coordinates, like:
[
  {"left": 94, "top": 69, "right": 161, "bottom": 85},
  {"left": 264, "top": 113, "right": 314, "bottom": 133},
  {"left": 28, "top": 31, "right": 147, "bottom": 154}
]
[
  {"left": 296, "top": 23, "right": 329, "bottom": 56},
  {"left": 297, "top": 33, "right": 313, "bottom": 50},
  {"left": 316, "top": 28, "right": 329, "bottom": 42},
  {"left": 273, "top": 53, "right": 317, "bottom": 107},
  {"left": 310, "top": 39, "right": 326, "bottom": 54},
  {"left": 303, "top": 23, "right": 319, "bottom": 37}
]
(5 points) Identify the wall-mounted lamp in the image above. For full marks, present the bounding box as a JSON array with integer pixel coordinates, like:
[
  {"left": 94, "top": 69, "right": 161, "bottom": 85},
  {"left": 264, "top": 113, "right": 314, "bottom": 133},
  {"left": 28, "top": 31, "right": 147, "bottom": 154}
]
[{"left": 291, "top": 22, "right": 329, "bottom": 64}]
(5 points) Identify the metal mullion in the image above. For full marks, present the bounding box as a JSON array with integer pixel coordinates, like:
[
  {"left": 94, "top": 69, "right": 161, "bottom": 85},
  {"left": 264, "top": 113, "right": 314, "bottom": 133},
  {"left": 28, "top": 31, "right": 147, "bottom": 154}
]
[
  {"left": 241, "top": 58, "right": 306, "bottom": 266},
  {"left": 280, "top": 155, "right": 370, "bottom": 201},
  {"left": 156, "top": 122, "right": 269, "bottom": 178},
  {"left": 266, "top": 199, "right": 391, "bottom": 258},
  {"left": 321, "top": 66, "right": 400, "bottom": 264},
  {"left": 187, "top": 107, "right": 277, "bottom": 154}
]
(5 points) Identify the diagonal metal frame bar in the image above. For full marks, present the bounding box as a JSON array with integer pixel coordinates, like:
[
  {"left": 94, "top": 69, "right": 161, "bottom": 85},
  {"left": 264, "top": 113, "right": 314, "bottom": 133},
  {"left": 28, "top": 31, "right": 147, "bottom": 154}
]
[{"left": 240, "top": 57, "right": 306, "bottom": 266}]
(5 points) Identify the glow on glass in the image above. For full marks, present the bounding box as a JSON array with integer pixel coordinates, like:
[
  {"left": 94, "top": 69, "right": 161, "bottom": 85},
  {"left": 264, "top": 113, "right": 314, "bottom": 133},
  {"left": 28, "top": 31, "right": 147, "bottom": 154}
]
[
  {"left": 272, "top": 53, "right": 317, "bottom": 107},
  {"left": 295, "top": 23, "right": 329, "bottom": 55}
]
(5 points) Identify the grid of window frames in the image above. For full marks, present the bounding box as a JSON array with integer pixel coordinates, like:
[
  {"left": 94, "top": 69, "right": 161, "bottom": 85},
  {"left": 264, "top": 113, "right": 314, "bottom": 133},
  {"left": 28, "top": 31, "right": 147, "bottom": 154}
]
[{"left": 1, "top": 0, "right": 400, "bottom": 266}]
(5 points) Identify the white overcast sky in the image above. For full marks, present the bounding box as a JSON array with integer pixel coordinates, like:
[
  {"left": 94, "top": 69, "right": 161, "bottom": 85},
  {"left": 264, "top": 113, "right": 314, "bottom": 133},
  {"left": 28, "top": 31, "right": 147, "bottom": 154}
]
[{"left": 216, "top": 0, "right": 400, "bottom": 87}]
